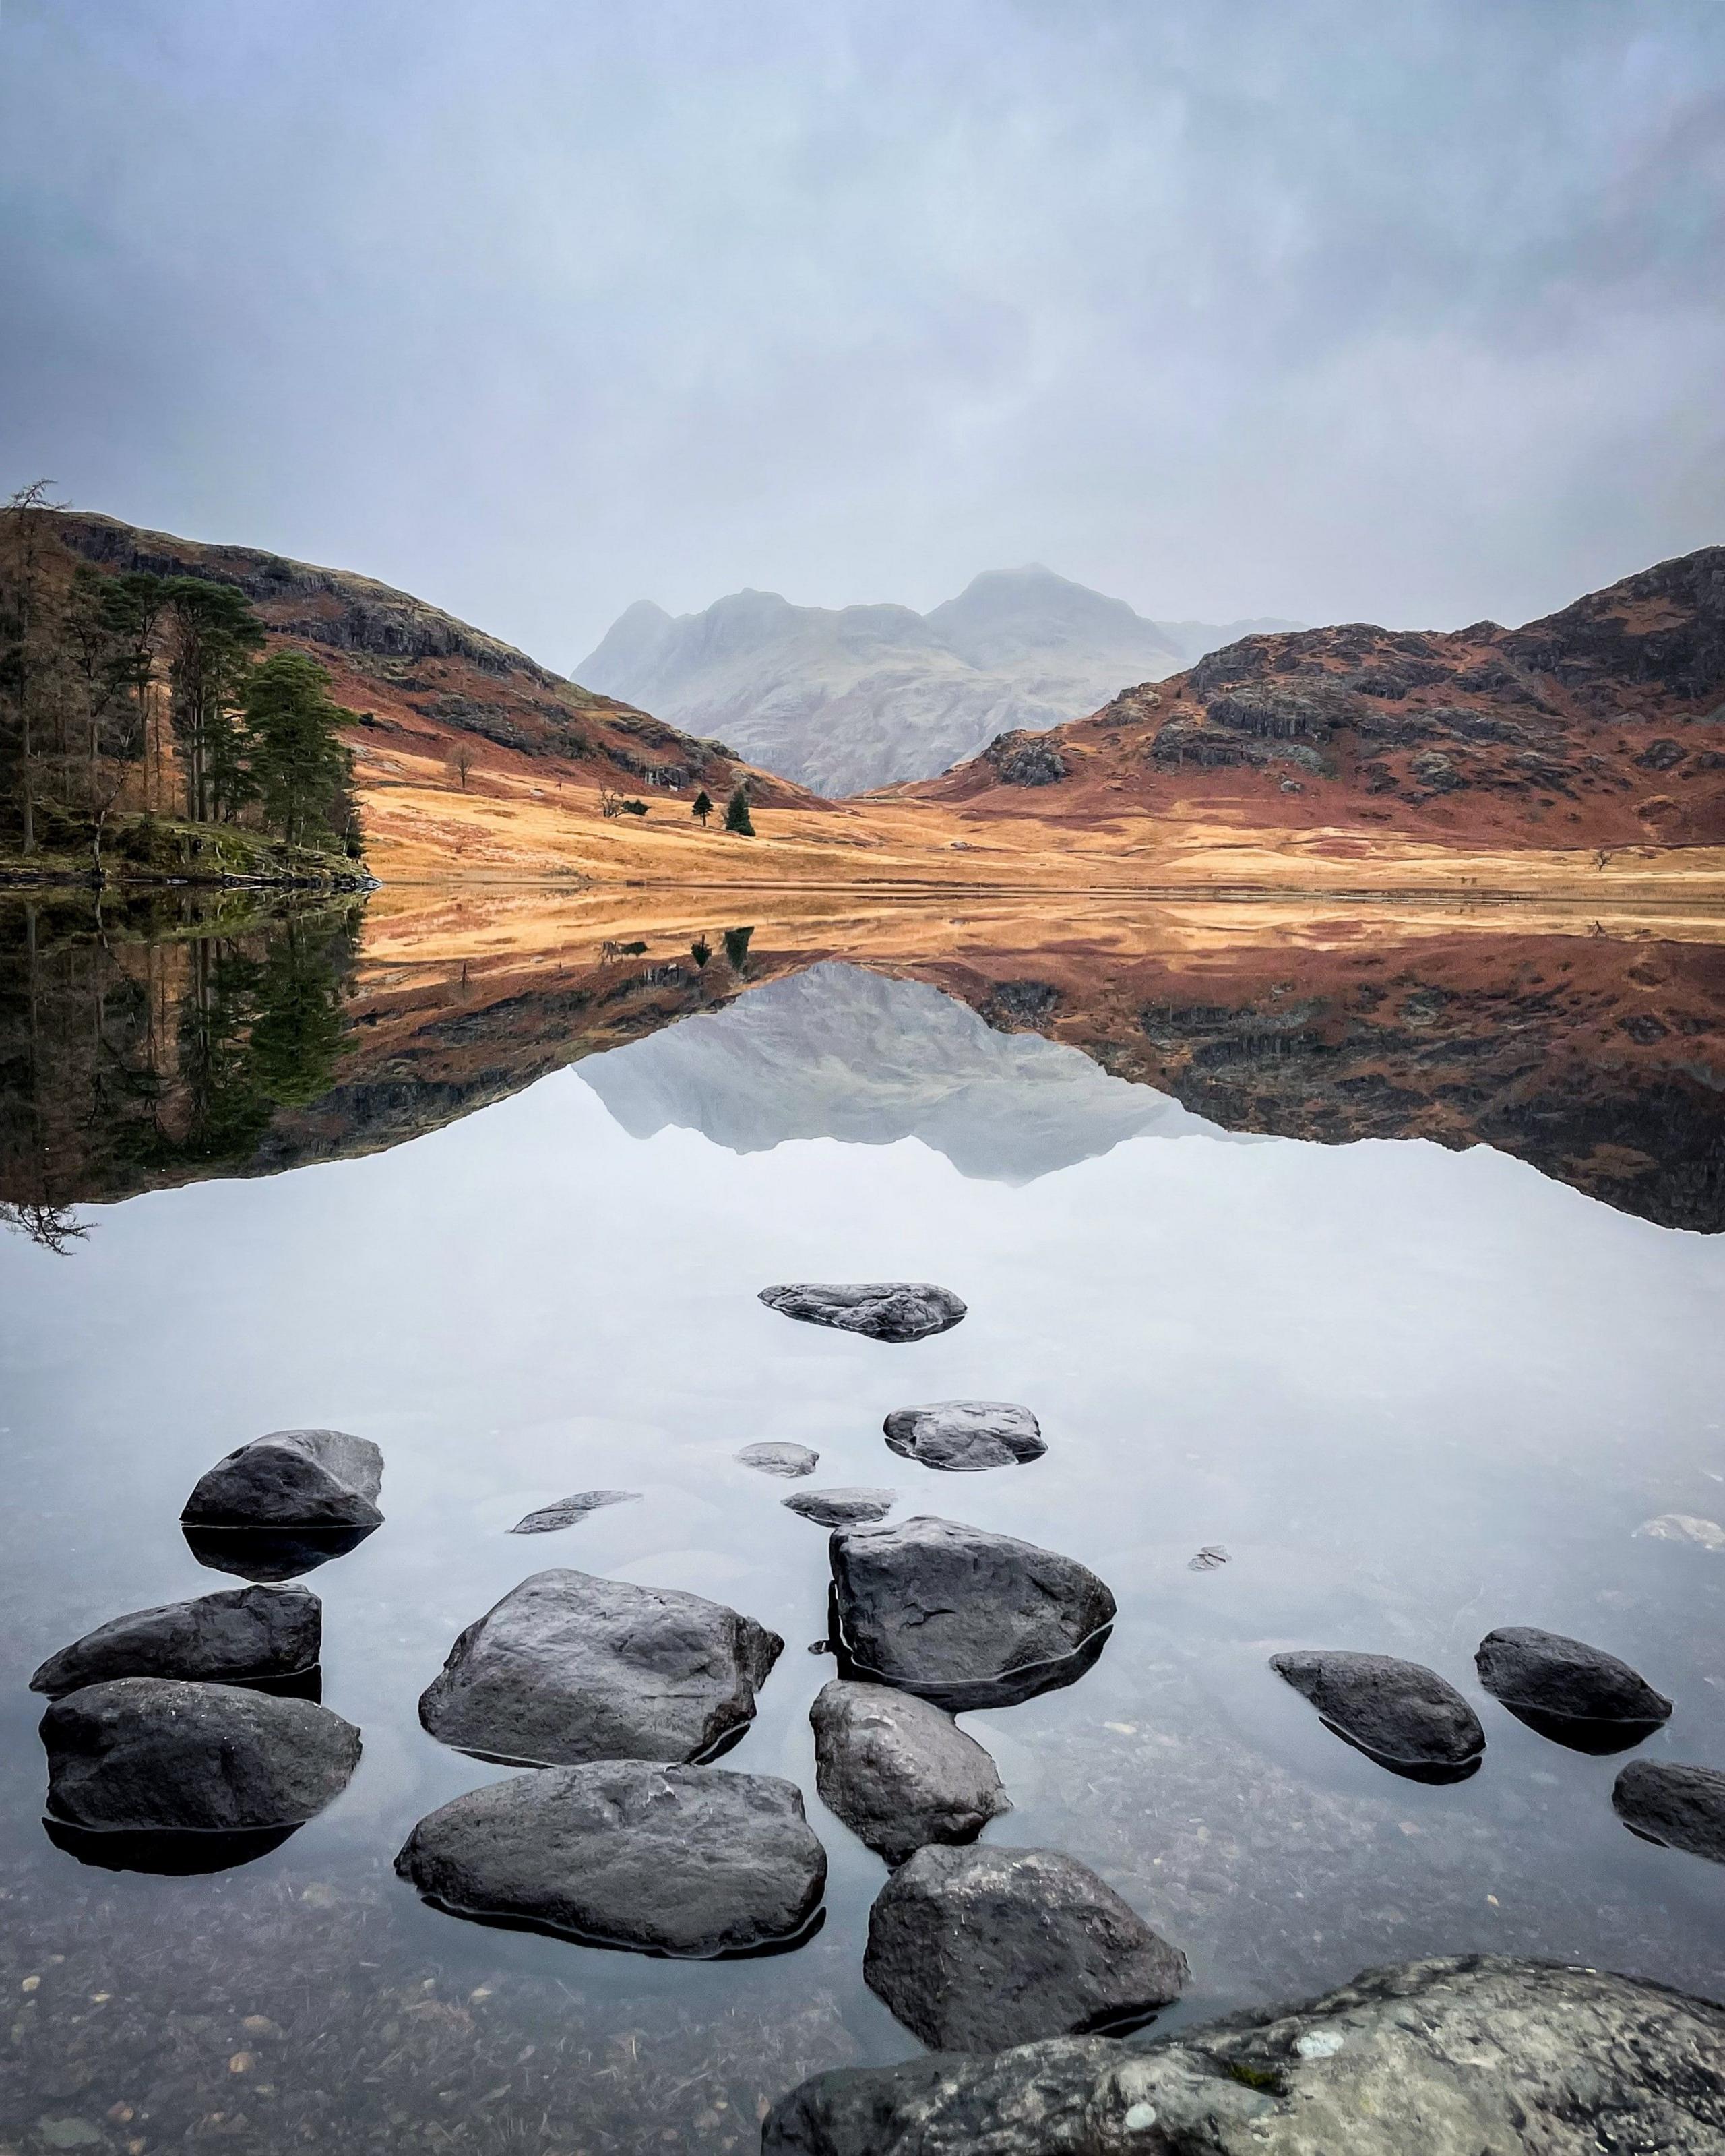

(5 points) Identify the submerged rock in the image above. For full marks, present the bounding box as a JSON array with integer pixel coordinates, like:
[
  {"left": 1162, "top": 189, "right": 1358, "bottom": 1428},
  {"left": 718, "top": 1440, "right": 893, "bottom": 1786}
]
[
  {"left": 758, "top": 1283, "right": 966, "bottom": 1344},
  {"left": 1476, "top": 1626, "right": 1672, "bottom": 1752},
  {"left": 738, "top": 1442, "right": 821, "bottom": 1479},
  {"left": 509, "top": 1490, "right": 639, "bottom": 1535},
  {"left": 1271, "top": 1649, "right": 1485, "bottom": 1781},
  {"left": 830, "top": 1515, "right": 1115, "bottom": 1711},
  {"left": 882, "top": 1400, "right": 1045, "bottom": 1473},
  {"left": 763, "top": 1955, "right": 1725, "bottom": 2154},
  {"left": 30, "top": 1585, "right": 321, "bottom": 1698},
  {"left": 810, "top": 1679, "right": 1009, "bottom": 1866},
  {"left": 396, "top": 1760, "right": 826, "bottom": 1957},
  {"left": 181, "top": 1429, "right": 383, "bottom": 1529},
  {"left": 1635, "top": 1513, "right": 1725, "bottom": 1551},
  {"left": 1614, "top": 1758, "right": 1725, "bottom": 1864},
  {"left": 784, "top": 1489, "right": 896, "bottom": 1529},
  {"left": 417, "top": 1568, "right": 782, "bottom": 1767},
  {"left": 864, "top": 1843, "right": 1186, "bottom": 2050},
  {"left": 41, "top": 1677, "right": 360, "bottom": 1833}
]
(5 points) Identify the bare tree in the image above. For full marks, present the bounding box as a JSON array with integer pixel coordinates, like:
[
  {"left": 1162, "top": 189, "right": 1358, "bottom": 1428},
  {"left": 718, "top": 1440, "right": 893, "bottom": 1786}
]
[
  {"left": 599, "top": 785, "right": 623, "bottom": 819},
  {"left": 446, "top": 741, "right": 477, "bottom": 791}
]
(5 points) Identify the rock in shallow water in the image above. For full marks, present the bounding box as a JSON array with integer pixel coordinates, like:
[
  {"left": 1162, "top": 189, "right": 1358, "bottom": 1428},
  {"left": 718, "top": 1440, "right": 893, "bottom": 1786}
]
[
  {"left": 738, "top": 1442, "right": 820, "bottom": 1479},
  {"left": 762, "top": 1955, "right": 1725, "bottom": 2155},
  {"left": 396, "top": 1760, "right": 826, "bottom": 1957},
  {"left": 830, "top": 1516, "right": 1115, "bottom": 1711},
  {"left": 882, "top": 1400, "right": 1045, "bottom": 1472},
  {"left": 784, "top": 1489, "right": 896, "bottom": 1529},
  {"left": 1476, "top": 1626, "right": 1672, "bottom": 1752},
  {"left": 1614, "top": 1758, "right": 1725, "bottom": 1864},
  {"left": 1271, "top": 1649, "right": 1485, "bottom": 1781},
  {"left": 417, "top": 1568, "right": 782, "bottom": 1767},
  {"left": 41, "top": 1677, "right": 360, "bottom": 1832},
  {"left": 864, "top": 1843, "right": 1186, "bottom": 2050},
  {"left": 509, "top": 1490, "right": 639, "bottom": 1535},
  {"left": 30, "top": 1585, "right": 321, "bottom": 1698},
  {"left": 181, "top": 1429, "right": 383, "bottom": 1529},
  {"left": 810, "top": 1679, "right": 1009, "bottom": 1866},
  {"left": 758, "top": 1283, "right": 966, "bottom": 1344}
]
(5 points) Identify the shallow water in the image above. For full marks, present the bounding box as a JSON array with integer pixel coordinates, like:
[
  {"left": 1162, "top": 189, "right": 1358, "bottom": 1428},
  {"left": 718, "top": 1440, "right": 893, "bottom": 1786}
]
[{"left": 1, "top": 896, "right": 1724, "bottom": 2151}]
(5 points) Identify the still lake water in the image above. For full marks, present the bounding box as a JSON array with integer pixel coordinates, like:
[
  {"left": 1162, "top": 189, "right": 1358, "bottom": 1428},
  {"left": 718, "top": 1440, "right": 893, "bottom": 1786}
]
[{"left": 1, "top": 894, "right": 1724, "bottom": 2151}]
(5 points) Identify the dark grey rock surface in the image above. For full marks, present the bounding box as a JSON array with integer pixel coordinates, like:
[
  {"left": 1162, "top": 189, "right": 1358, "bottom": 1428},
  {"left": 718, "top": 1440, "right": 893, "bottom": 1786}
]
[
  {"left": 30, "top": 1585, "right": 321, "bottom": 1697},
  {"left": 396, "top": 1760, "right": 826, "bottom": 1957},
  {"left": 863, "top": 1843, "right": 1186, "bottom": 2050},
  {"left": 1476, "top": 1626, "right": 1672, "bottom": 1750},
  {"left": 738, "top": 1442, "right": 821, "bottom": 1479},
  {"left": 1614, "top": 1758, "right": 1725, "bottom": 1864},
  {"left": 1271, "top": 1649, "right": 1485, "bottom": 1780},
  {"left": 41, "top": 1677, "right": 360, "bottom": 1833},
  {"left": 810, "top": 1679, "right": 1009, "bottom": 1866},
  {"left": 417, "top": 1568, "right": 782, "bottom": 1767},
  {"left": 784, "top": 1489, "right": 897, "bottom": 1529},
  {"left": 181, "top": 1429, "right": 383, "bottom": 1529},
  {"left": 758, "top": 1283, "right": 966, "bottom": 1343},
  {"left": 883, "top": 1400, "right": 1045, "bottom": 1473},
  {"left": 763, "top": 1955, "right": 1725, "bottom": 2154},
  {"left": 830, "top": 1516, "right": 1115, "bottom": 1711},
  {"left": 509, "top": 1490, "right": 640, "bottom": 1535}
]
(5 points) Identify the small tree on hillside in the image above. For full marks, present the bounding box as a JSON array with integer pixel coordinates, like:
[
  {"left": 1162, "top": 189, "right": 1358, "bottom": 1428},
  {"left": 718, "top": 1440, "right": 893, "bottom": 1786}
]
[
  {"left": 724, "top": 782, "right": 754, "bottom": 836},
  {"left": 447, "top": 741, "right": 476, "bottom": 791},
  {"left": 691, "top": 789, "right": 713, "bottom": 826},
  {"left": 690, "top": 935, "right": 712, "bottom": 967}
]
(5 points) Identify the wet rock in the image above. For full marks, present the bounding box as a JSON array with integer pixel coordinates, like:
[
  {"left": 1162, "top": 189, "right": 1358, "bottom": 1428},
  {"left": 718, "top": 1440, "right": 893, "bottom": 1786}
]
[
  {"left": 810, "top": 1680, "right": 1009, "bottom": 1866},
  {"left": 181, "top": 1521, "right": 377, "bottom": 1582},
  {"left": 830, "top": 1515, "right": 1115, "bottom": 1711},
  {"left": 396, "top": 1760, "right": 826, "bottom": 1958},
  {"left": 30, "top": 1585, "right": 321, "bottom": 1698},
  {"left": 1476, "top": 1626, "right": 1672, "bottom": 1753},
  {"left": 758, "top": 1283, "right": 966, "bottom": 1344},
  {"left": 417, "top": 1568, "right": 782, "bottom": 1767},
  {"left": 784, "top": 1489, "right": 896, "bottom": 1529},
  {"left": 41, "top": 1677, "right": 360, "bottom": 1833},
  {"left": 738, "top": 1442, "right": 820, "bottom": 1479},
  {"left": 1614, "top": 1758, "right": 1725, "bottom": 1864},
  {"left": 763, "top": 1955, "right": 1725, "bottom": 2155},
  {"left": 509, "top": 1490, "right": 639, "bottom": 1535},
  {"left": 864, "top": 1844, "right": 1185, "bottom": 2050},
  {"left": 1271, "top": 1649, "right": 1485, "bottom": 1781},
  {"left": 181, "top": 1429, "right": 383, "bottom": 1529},
  {"left": 882, "top": 1400, "right": 1045, "bottom": 1473}
]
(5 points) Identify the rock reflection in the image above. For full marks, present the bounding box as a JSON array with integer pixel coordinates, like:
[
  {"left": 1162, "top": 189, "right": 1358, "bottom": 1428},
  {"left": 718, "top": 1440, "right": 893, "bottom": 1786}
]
[
  {"left": 44, "top": 1819, "right": 299, "bottom": 1876},
  {"left": 183, "top": 1522, "right": 379, "bottom": 1580}
]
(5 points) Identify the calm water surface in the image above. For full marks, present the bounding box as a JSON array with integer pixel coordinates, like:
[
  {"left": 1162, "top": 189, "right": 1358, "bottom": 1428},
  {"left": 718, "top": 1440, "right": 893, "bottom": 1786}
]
[{"left": 1, "top": 896, "right": 1722, "bottom": 2152}]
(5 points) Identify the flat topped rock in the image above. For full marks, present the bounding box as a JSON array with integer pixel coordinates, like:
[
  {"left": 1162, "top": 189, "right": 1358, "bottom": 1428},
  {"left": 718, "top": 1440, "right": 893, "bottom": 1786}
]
[
  {"left": 883, "top": 1400, "right": 1045, "bottom": 1473},
  {"left": 865, "top": 1843, "right": 1186, "bottom": 2051},
  {"left": 418, "top": 1568, "right": 782, "bottom": 1768},
  {"left": 396, "top": 1760, "right": 827, "bottom": 1959},
  {"left": 31, "top": 1585, "right": 320, "bottom": 1698},
  {"left": 784, "top": 1489, "right": 896, "bottom": 1529},
  {"left": 1272, "top": 1649, "right": 1485, "bottom": 1782},
  {"left": 811, "top": 1679, "right": 1009, "bottom": 1866},
  {"left": 182, "top": 1429, "right": 383, "bottom": 1529},
  {"left": 738, "top": 1442, "right": 820, "bottom": 1479},
  {"left": 830, "top": 1516, "right": 1115, "bottom": 1712},
  {"left": 1476, "top": 1626, "right": 1672, "bottom": 1752},
  {"left": 509, "top": 1491, "right": 639, "bottom": 1535},
  {"left": 759, "top": 1283, "right": 966, "bottom": 1344},
  {"left": 41, "top": 1677, "right": 360, "bottom": 1834},
  {"left": 1614, "top": 1759, "right": 1725, "bottom": 1865}
]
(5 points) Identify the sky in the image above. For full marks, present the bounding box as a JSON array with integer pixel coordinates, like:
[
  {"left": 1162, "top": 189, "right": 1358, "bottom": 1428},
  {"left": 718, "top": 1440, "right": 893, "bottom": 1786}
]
[{"left": 2, "top": 0, "right": 1722, "bottom": 673}]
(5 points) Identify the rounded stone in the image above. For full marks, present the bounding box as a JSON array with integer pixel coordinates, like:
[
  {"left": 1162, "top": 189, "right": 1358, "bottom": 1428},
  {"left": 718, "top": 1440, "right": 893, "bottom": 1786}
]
[
  {"left": 1476, "top": 1626, "right": 1671, "bottom": 1752},
  {"left": 181, "top": 1429, "right": 383, "bottom": 1529},
  {"left": 1271, "top": 1650, "right": 1485, "bottom": 1781},
  {"left": 30, "top": 1585, "right": 321, "bottom": 1698},
  {"left": 811, "top": 1678, "right": 1009, "bottom": 1866},
  {"left": 758, "top": 1283, "right": 966, "bottom": 1344},
  {"left": 883, "top": 1400, "right": 1046, "bottom": 1473}
]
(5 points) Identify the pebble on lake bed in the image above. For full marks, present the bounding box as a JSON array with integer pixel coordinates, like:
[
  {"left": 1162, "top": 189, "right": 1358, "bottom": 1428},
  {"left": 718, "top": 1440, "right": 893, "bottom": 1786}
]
[
  {"left": 1635, "top": 1514, "right": 1725, "bottom": 1551},
  {"left": 508, "top": 1491, "right": 639, "bottom": 1535},
  {"left": 737, "top": 1442, "right": 821, "bottom": 1479}
]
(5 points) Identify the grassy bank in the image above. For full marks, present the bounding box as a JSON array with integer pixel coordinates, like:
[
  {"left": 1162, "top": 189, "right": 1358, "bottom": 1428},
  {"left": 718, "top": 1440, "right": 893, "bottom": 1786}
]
[{"left": 0, "top": 811, "right": 372, "bottom": 892}]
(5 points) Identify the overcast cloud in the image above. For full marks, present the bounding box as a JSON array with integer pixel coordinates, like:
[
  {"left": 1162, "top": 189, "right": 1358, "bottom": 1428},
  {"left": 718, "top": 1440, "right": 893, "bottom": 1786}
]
[{"left": 2, "top": 0, "right": 1722, "bottom": 669}]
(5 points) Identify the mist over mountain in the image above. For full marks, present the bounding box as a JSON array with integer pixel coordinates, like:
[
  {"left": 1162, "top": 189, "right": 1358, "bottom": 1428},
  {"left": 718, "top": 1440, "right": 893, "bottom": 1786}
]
[{"left": 576, "top": 567, "right": 1298, "bottom": 795}]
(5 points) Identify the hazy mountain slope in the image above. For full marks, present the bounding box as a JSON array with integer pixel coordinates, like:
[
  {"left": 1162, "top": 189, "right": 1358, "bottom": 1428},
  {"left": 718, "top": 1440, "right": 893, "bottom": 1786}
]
[{"left": 576, "top": 567, "right": 1300, "bottom": 796}]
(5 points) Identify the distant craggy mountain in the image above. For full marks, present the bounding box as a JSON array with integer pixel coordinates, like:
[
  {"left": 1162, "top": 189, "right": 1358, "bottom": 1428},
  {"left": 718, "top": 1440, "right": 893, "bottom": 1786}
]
[{"left": 577, "top": 567, "right": 1298, "bottom": 796}]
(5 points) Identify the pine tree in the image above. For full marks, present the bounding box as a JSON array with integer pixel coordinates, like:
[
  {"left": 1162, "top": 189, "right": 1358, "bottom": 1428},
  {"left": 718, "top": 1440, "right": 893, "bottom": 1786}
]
[
  {"left": 724, "top": 782, "right": 754, "bottom": 835},
  {"left": 243, "top": 652, "right": 355, "bottom": 850},
  {"left": 691, "top": 789, "right": 713, "bottom": 826},
  {"left": 164, "top": 580, "right": 264, "bottom": 822}
]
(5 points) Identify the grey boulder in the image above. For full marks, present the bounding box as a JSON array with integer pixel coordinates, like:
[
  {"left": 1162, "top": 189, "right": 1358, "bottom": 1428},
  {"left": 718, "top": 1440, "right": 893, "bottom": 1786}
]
[
  {"left": 1476, "top": 1626, "right": 1672, "bottom": 1752},
  {"left": 831, "top": 1516, "right": 1115, "bottom": 1711},
  {"left": 739, "top": 1442, "right": 820, "bottom": 1479},
  {"left": 784, "top": 1489, "right": 896, "bottom": 1529},
  {"left": 396, "top": 1760, "right": 826, "bottom": 1957},
  {"left": 763, "top": 1954, "right": 1725, "bottom": 2155},
  {"left": 181, "top": 1429, "right": 383, "bottom": 1529},
  {"left": 1272, "top": 1649, "right": 1485, "bottom": 1781},
  {"left": 1614, "top": 1758, "right": 1725, "bottom": 1864},
  {"left": 883, "top": 1400, "right": 1045, "bottom": 1472},
  {"left": 759, "top": 1283, "right": 966, "bottom": 1344},
  {"left": 811, "top": 1679, "right": 1009, "bottom": 1866},
  {"left": 418, "top": 1568, "right": 782, "bottom": 1767},
  {"left": 30, "top": 1585, "right": 320, "bottom": 1698},
  {"left": 41, "top": 1677, "right": 360, "bottom": 1832},
  {"left": 864, "top": 1843, "right": 1186, "bottom": 2050}
]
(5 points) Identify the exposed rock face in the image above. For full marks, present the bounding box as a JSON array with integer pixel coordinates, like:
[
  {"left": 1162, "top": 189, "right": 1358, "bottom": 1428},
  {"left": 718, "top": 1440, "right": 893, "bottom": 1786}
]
[
  {"left": 41, "top": 1677, "right": 361, "bottom": 1832},
  {"left": 864, "top": 1844, "right": 1186, "bottom": 2050},
  {"left": 509, "top": 1490, "right": 639, "bottom": 1535},
  {"left": 417, "top": 1568, "right": 782, "bottom": 1767},
  {"left": 30, "top": 1586, "right": 321, "bottom": 1698},
  {"left": 181, "top": 1429, "right": 383, "bottom": 1529},
  {"left": 784, "top": 1489, "right": 896, "bottom": 1529},
  {"left": 1614, "top": 1759, "right": 1725, "bottom": 1864},
  {"left": 982, "top": 733, "right": 1070, "bottom": 786},
  {"left": 395, "top": 1761, "right": 826, "bottom": 1957},
  {"left": 1271, "top": 1649, "right": 1485, "bottom": 1781},
  {"left": 830, "top": 1516, "right": 1115, "bottom": 1711},
  {"left": 883, "top": 1400, "right": 1046, "bottom": 1473},
  {"left": 738, "top": 1442, "right": 821, "bottom": 1479},
  {"left": 1475, "top": 1626, "right": 1672, "bottom": 1752},
  {"left": 810, "top": 1680, "right": 1009, "bottom": 1866},
  {"left": 759, "top": 1283, "right": 967, "bottom": 1344},
  {"left": 762, "top": 1955, "right": 1725, "bottom": 2155}
]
